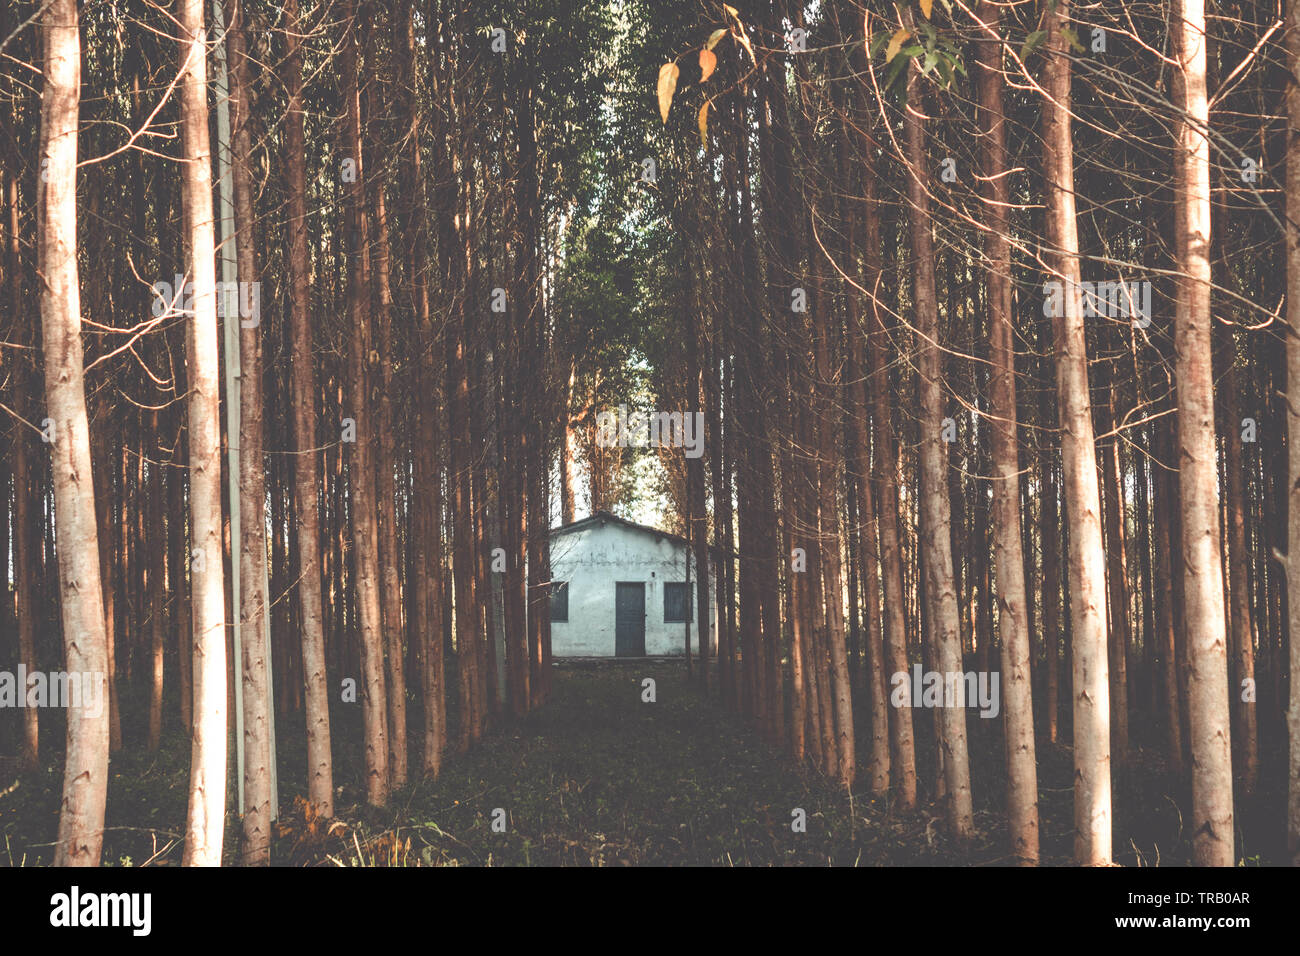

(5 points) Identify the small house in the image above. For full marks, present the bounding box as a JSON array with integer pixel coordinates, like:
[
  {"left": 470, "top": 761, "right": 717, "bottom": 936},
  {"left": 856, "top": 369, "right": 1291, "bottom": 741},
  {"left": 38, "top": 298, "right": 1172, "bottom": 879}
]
[{"left": 547, "top": 511, "right": 715, "bottom": 657}]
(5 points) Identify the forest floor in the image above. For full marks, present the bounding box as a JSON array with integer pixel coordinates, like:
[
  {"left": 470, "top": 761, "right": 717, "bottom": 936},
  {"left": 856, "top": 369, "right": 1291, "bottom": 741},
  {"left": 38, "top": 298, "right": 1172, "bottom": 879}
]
[{"left": 0, "top": 660, "right": 1286, "bottom": 865}]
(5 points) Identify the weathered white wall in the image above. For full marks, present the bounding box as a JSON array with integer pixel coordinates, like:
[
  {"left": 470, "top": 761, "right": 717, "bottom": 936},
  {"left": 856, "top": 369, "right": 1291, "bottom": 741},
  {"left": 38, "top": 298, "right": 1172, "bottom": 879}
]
[{"left": 548, "top": 521, "right": 715, "bottom": 657}]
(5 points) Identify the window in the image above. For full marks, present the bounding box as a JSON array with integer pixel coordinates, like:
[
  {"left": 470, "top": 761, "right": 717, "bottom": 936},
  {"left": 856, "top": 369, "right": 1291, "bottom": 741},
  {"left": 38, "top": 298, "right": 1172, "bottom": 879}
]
[
  {"left": 664, "top": 582, "right": 693, "bottom": 623},
  {"left": 549, "top": 581, "right": 569, "bottom": 622}
]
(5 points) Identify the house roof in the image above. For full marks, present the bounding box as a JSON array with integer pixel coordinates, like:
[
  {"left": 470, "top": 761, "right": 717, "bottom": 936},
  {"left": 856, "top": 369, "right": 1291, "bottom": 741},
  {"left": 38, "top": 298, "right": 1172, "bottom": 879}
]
[
  {"left": 549, "top": 510, "right": 690, "bottom": 547},
  {"left": 548, "top": 510, "right": 733, "bottom": 560}
]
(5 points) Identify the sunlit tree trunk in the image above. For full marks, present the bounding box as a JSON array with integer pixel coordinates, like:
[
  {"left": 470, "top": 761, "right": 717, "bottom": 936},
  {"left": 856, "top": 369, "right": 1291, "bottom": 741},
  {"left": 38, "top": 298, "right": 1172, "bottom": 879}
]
[
  {"left": 40, "top": 0, "right": 110, "bottom": 866},
  {"left": 1173, "top": 0, "right": 1234, "bottom": 867},
  {"left": 177, "top": 0, "right": 228, "bottom": 866},
  {"left": 224, "top": 0, "right": 273, "bottom": 863},
  {"left": 1043, "top": 0, "right": 1111, "bottom": 865}
]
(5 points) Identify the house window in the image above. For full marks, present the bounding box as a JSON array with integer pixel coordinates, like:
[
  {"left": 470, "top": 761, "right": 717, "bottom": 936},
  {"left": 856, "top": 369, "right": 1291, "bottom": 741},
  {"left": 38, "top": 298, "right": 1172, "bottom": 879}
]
[
  {"left": 664, "top": 582, "right": 692, "bottom": 623},
  {"left": 549, "top": 581, "right": 569, "bottom": 622}
]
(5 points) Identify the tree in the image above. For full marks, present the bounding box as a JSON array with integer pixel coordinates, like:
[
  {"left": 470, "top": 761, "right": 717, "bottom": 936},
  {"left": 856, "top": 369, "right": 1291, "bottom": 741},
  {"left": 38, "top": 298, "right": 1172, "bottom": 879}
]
[
  {"left": 341, "top": 0, "right": 390, "bottom": 807},
  {"left": 904, "top": 61, "right": 973, "bottom": 841},
  {"left": 1042, "top": 0, "right": 1112, "bottom": 866},
  {"left": 224, "top": 0, "right": 274, "bottom": 863},
  {"left": 40, "top": 0, "right": 111, "bottom": 867},
  {"left": 974, "top": 0, "right": 1038, "bottom": 864},
  {"left": 1172, "top": 0, "right": 1234, "bottom": 868},
  {"left": 178, "top": 0, "right": 229, "bottom": 867},
  {"left": 282, "top": 0, "right": 334, "bottom": 816}
]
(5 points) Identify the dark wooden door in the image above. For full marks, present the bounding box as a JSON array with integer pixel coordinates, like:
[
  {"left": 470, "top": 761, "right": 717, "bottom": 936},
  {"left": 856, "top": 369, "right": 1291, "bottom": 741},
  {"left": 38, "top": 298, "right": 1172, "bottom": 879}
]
[{"left": 615, "top": 582, "right": 646, "bottom": 657}]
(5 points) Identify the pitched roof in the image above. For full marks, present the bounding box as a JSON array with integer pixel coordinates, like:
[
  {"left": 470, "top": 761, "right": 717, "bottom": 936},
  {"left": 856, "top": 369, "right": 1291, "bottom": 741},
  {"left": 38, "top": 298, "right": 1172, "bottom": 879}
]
[
  {"left": 549, "top": 510, "right": 736, "bottom": 561},
  {"left": 548, "top": 510, "right": 689, "bottom": 547}
]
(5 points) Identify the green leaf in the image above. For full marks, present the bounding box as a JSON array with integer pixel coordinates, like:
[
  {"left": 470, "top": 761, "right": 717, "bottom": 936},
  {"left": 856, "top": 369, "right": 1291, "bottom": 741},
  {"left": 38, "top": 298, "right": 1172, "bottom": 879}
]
[
  {"left": 935, "top": 55, "right": 953, "bottom": 88},
  {"left": 1060, "top": 25, "right": 1084, "bottom": 53},
  {"left": 1020, "top": 29, "right": 1046, "bottom": 61}
]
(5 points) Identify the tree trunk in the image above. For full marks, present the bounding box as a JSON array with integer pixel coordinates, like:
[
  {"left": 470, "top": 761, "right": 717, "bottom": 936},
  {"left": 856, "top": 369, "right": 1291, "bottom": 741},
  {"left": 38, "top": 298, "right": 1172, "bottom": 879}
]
[
  {"left": 1102, "top": 383, "right": 1131, "bottom": 766},
  {"left": 1043, "top": 0, "right": 1112, "bottom": 865},
  {"left": 341, "top": 0, "right": 390, "bottom": 806},
  {"left": 225, "top": 0, "right": 274, "bottom": 863},
  {"left": 904, "top": 65, "right": 973, "bottom": 840},
  {"left": 40, "top": 0, "right": 111, "bottom": 866},
  {"left": 864, "top": 149, "right": 917, "bottom": 810},
  {"left": 975, "top": 1, "right": 1039, "bottom": 863},
  {"left": 1173, "top": 0, "right": 1235, "bottom": 867},
  {"left": 366, "top": 75, "right": 409, "bottom": 789},
  {"left": 177, "top": 0, "right": 228, "bottom": 866},
  {"left": 283, "top": 0, "right": 333, "bottom": 816}
]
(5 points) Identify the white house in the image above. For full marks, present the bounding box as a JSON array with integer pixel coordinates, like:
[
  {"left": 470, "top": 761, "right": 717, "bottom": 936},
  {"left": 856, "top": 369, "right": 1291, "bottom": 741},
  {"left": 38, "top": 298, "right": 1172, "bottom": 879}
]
[{"left": 547, "top": 511, "right": 715, "bottom": 657}]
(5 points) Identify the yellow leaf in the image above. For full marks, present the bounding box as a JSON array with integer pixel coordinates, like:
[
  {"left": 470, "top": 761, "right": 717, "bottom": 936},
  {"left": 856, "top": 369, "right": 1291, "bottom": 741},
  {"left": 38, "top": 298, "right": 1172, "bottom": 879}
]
[
  {"left": 706, "top": 28, "right": 727, "bottom": 51},
  {"left": 920, "top": 0, "right": 933, "bottom": 19},
  {"left": 657, "top": 61, "right": 680, "bottom": 124},
  {"left": 698, "top": 101, "right": 709, "bottom": 147},
  {"left": 885, "top": 28, "right": 910, "bottom": 63},
  {"left": 699, "top": 48, "right": 717, "bottom": 82}
]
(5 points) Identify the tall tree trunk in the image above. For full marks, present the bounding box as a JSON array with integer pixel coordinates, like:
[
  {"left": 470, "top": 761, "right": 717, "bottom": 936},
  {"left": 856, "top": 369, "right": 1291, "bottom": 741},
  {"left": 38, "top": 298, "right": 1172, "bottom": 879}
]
[
  {"left": 812, "top": 281, "right": 855, "bottom": 790},
  {"left": 40, "top": 0, "right": 110, "bottom": 866},
  {"left": 225, "top": 0, "right": 274, "bottom": 863},
  {"left": 397, "top": 0, "right": 446, "bottom": 774},
  {"left": 904, "top": 65, "right": 973, "bottom": 840},
  {"left": 283, "top": 0, "right": 333, "bottom": 816},
  {"left": 366, "top": 76, "right": 409, "bottom": 790},
  {"left": 1043, "top": 0, "right": 1112, "bottom": 865},
  {"left": 1173, "top": 0, "right": 1234, "bottom": 867},
  {"left": 178, "top": 0, "right": 228, "bottom": 866},
  {"left": 975, "top": 1, "right": 1039, "bottom": 863},
  {"left": 341, "top": 1, "right": 390, "bottom": 806},
  {"left": 864, "top": 149, "right": 917, "bottom": 810}
]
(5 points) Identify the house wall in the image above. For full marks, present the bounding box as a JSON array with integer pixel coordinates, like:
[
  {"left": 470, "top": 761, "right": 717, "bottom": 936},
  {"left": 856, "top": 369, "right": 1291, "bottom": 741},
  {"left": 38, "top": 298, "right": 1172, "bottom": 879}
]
[{"left": 548, "top": 523, "right": 715, "bottom": 657}]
